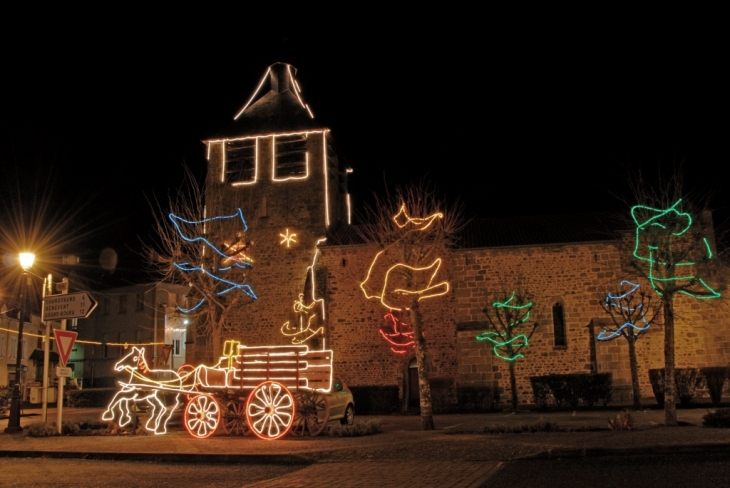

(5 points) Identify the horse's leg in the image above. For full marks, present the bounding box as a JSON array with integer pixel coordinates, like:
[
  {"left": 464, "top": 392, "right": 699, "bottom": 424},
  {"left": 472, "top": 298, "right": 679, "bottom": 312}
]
[
  {"left": 144, "top": 392, "right": 163, "bottom": 433},
  {"left": 102, "top": 386, "right": 133, "bottom": 422},
  {"left": 158, "top": 393, "right": 180, "bottom": 435}
]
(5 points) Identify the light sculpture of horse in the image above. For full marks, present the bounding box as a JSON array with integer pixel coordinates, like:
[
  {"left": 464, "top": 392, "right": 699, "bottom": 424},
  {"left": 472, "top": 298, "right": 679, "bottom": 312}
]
[{"left": 102, "top": 346, "right": 187, "bottom": 435}]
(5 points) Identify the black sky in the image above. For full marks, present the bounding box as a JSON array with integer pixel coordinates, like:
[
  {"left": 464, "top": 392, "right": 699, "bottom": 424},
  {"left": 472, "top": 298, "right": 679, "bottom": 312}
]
[{"left": 1, "top": 14, "right": 728, "bottom": 284}]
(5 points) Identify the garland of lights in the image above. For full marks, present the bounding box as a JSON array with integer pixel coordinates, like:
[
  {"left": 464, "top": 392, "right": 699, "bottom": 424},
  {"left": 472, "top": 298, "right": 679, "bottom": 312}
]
[
  {"left": 169, "top": 209, "right": 258, "bottom": 313},
  {"left": 598, "top": 281, "right": 651, "bottom": 341},
  {"left": 379, "top": 311, "right": 415, "bottom": 354},
  {"left": 477, "top": 292, "right": 533, "bottom": 362},
  {"left": 631, "top": 200, "right": 720, "bottom": 299},
  {"left": 281, "top": 294, "right": 324, "bottom": 344}
]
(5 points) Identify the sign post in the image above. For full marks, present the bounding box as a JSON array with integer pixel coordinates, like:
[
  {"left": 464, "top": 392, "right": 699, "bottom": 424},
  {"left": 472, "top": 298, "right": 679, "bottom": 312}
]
[{"left": 42, "top": 291, "right": 97, "bottom": 321}]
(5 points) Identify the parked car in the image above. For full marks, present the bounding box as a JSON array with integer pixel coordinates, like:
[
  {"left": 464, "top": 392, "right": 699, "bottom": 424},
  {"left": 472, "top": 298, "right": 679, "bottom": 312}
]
[{"left": 326, "top": 376, "right": 355, "bottom": 425}]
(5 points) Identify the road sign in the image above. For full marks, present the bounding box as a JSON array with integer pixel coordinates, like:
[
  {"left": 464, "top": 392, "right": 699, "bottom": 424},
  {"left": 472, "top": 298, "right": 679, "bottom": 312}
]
[
  {"left": 54, "top": 329, "right": 78, "bottom": 367},
  {"left": 56, "top": 367, "right": 73, "bottom": 378},
  {"left": 43, "top": 292, "right": 97, "bottom": 321}
]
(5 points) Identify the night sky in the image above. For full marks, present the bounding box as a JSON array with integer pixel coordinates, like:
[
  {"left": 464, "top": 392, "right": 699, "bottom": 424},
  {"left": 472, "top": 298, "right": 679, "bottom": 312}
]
[{"left": 1, "top": 15, "right": 727, "bottom": 287}]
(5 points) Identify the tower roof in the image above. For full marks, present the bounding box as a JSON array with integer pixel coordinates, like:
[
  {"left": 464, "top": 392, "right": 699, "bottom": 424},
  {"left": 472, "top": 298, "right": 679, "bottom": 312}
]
[{"left": 209, "top": 62, "right": 324, "bottom": 139}]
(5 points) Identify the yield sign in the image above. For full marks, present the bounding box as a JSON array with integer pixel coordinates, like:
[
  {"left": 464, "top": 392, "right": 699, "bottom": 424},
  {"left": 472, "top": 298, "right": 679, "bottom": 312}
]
[{"left": 54, "top": 330, "right": 78, "bottom": 367}]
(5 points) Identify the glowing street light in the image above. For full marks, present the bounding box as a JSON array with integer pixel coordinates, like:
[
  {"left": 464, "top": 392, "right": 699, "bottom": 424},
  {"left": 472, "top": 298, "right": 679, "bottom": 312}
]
[{"left": 5, "top": 252, "right": 35, "bottom": 433}]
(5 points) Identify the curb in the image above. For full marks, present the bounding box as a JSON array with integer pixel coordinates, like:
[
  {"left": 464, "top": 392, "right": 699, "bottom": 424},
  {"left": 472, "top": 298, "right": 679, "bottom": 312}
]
[
  {"left": 0, "top": 450, "right": 314, "bottom": 465},
  {"left": 518, "top": 442, "right": 730, "bottom": 460}
]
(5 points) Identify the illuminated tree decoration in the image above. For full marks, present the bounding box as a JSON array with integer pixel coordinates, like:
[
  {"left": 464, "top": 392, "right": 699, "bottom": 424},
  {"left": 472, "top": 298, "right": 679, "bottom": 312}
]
[
  {"left": 598, "top": 280, "right": 660, "bottom": 409},
  {"left": 478, "top": 291, "right": 539, "bottom": 410},
  {"left": 169, "top": 208, "right": 258, "bottom": 313},
  {"left": 281, "top": 294, "right": 324, "bottom": 344},
  {"left": 631, "top": 199, "right": 720, "bottom": 300},
  {"left": 598, "top": 281, "right": 652, "bottom": 341},
  {"left": 380, "top": 311, "right": 415, "bottom": 354}
]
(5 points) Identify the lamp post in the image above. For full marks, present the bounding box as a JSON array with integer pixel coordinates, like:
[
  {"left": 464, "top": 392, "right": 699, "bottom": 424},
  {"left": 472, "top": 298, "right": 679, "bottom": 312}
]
[{"left": 5, "top": 252, "right": 35, "bottom": 433}]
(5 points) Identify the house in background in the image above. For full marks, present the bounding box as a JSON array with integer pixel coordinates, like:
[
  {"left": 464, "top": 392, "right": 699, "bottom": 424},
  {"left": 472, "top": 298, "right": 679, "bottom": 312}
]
[
  {"left": 1, "top": 303, "right": 62, "bottom": 402},
  {"left": 76, "top": 283, "right": 190, "bottom": 387}
]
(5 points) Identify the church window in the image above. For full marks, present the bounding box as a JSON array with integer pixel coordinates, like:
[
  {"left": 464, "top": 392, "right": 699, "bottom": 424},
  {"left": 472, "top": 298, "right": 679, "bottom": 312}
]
[
  {"left": 274, "top": 134, "right": 308, "bottom": 180},
  {"left": 225, "top": 139, "right": 257, "bottom": 184},
  {"left": 553, "top": 302, "right": 567, "bottom": 347}
]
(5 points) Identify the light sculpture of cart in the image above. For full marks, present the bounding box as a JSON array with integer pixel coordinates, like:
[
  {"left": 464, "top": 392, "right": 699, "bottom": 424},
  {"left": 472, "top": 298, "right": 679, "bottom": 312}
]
[{"left": 181, "top": 341, "right": 334, "bottom": 440}]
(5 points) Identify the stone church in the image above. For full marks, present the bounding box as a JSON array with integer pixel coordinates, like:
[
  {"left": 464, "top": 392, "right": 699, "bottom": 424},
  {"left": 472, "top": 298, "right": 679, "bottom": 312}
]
[{"left": 196, "top": 62, "right": 730, "bottom": 409}]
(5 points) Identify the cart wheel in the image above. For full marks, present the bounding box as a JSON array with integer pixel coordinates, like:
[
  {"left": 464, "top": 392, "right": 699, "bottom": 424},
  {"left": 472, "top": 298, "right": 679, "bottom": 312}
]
[
  {"left": 246, "top": 381, "right": 295, "bottom": 440},
  {"left": 291, "top": 390, "right": 329, "bottom": 437},
  {"left": 223, "top": 399, "right": 249, "bottom": 436},
  {"left": 184, "top": 394, "right": 220, "bottom": 439}
]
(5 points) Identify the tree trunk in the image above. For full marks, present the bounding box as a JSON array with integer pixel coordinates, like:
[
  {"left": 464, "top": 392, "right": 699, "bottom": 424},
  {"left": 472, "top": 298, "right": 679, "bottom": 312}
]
[
  {"left": 627, "top": 334, "right": 641, "bottom": 410},
  {"left": 663, "top": 295, "right": 677, "bottom": 426},
  {"left": 410, "top": 300, "right": 435, "bottom": 430},
  {"left": 509, "top": 361, "right": 518, "bottom": 411}
]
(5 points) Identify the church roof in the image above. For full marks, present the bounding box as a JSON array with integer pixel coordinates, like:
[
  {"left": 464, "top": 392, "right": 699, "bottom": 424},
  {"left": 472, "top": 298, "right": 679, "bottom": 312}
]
[
  {"left": 208, "top": 62, "right": 325, "bottom": 139},
  {"left": 323, "top": 212, "right": 625, "bottom": 249}
]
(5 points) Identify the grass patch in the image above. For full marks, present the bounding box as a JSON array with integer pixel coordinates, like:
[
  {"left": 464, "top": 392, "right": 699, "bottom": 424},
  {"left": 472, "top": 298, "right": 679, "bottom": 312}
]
[{"left": 326, "top": 419, "right": 382, "bottom": 437}]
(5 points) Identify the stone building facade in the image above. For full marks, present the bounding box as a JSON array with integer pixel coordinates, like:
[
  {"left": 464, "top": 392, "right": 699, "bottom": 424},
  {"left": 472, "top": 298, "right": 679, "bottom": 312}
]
[{"left": 196, "top": 62, "right": 730, "bottom": 409}]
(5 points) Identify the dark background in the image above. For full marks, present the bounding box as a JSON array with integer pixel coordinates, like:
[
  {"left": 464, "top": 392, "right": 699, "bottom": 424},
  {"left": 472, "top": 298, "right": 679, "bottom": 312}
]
[{"left": 1, "top": 12, "right": 727, "bottom": 287}]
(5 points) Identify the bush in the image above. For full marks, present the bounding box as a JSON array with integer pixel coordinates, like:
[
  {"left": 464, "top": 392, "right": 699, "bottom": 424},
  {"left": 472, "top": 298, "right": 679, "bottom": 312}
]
[
  {"left": 703, "top": 408, "right": 730, "bottom": 428},
  {"left": 649, "top": 368, "right": 706, "bottom": 407},
  {"left": 529, "top": 373, "right": 612, "bottom": 408},
  {"left": 65, "top": 388, "right": 118, "bottom": 408},
  {"left": 429, "top": 377, "right": 454, "bottom": 413},
  {"left": 700, "top": 367, "right": 728, "bottom": 406},
  {"left": 675, "top": 368, "right": 705, "bottom": 406},
  {"left": 457, "top": 385, "right": 500, "bottom": 412},
  {"left": 349, "top": 386, "right": 399, "bottom": 415},
  {"left": 27, "top": 422, "right": 59, "bottom": 437},
  {"left": 529, "top": 377, "right": 552, "bottom": 409},
  {"left": 649, "top": 369, "right": 665, "bottom": 407},
  {"left": 327, "top": 419, "right": 381, "bottom": 437}
]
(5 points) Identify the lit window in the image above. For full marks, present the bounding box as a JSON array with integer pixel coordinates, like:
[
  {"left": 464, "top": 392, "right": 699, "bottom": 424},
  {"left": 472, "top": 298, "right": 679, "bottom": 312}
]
[
  {"left": 225, "top": 139, "right": 256, "bottom": 183},
  {"left": 553, "top": 302, "right": 567, "bottom": 347},
  {"left": 274, "top": 134, "right": 307, "bottom": 179}
]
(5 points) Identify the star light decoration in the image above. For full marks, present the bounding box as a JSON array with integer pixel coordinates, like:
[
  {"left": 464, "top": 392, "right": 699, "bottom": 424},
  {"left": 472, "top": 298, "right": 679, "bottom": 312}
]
[
  {"left": 279, "top": 229, "right": 297, "bottom": 248},
  {"left": 360, "top": 203, "right": 449, "bottom": 354},
  {"left": 169, "top": 208, "right": 257, "bottom": 313},
  {"left": 631, "top": 199, "right": 720, "bottom": 300}
]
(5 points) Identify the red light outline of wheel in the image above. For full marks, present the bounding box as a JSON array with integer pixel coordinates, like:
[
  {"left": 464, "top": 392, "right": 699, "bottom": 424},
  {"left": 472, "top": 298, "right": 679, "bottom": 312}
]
[
  {"left": 246, "top": 381, "right": 295, "bottom": 440},
  {"left": 184, "top": 394, "right": 220, "bottom": 439}
]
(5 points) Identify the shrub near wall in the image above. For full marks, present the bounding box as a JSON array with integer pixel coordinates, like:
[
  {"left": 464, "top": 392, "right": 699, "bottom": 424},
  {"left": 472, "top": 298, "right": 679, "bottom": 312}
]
[
  {"left": 529, "top": 373, "right": 612, "bottom": 409},
  {"left": 457, "top": 385, "right": 500, "bottom": 412},
  {"left": 700, "top": 367, "right": 729, "bottom": 406},
  {"left": 649, "top": 368, "right": 706, "bottom": 407},
  {"left": 66, "top": 388, "right": 119, "bottom": 408}
]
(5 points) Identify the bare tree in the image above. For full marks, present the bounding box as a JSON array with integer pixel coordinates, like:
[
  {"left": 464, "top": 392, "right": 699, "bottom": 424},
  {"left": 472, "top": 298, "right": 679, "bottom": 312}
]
[
  {"left": 598, "top": 280, "right": 661, "bottom": 410},
  {"left": 146, "top": 166, "right": 257, "bottom": 364},
  {"left": 357, "top": 182, "right": 465, "bottom": 430},
  {"left": 625, "top": 170, "right": 723, "bottom": 425},
  {"left": 479, "top": 290, "right": 539, "bottom": 411}
]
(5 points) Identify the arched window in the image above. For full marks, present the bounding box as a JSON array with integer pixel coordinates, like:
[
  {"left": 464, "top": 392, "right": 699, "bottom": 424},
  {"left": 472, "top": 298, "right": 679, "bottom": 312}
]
[{"left": 553, "top": 302, "right": 567, "bottom": 347}]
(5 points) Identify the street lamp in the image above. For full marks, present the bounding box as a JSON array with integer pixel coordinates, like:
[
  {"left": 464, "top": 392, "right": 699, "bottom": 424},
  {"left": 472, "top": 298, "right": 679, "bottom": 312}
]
[{"left": 5, "top": 252, "right": 35, "bottom": 433}]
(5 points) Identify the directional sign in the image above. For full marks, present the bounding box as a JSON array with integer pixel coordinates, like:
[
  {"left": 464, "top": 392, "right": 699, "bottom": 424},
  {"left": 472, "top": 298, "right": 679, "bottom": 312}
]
[
  {"left": 54, "top": 329, "right": 78, "bottom": 367},
  {"left": 43, "top": 292, "right": 97, "bottom": 321}
]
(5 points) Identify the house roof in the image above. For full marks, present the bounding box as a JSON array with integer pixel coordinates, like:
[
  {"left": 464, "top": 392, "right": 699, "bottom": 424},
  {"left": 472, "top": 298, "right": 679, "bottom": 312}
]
[
  {"left": 323, "top": 212, "right": 626, "bottom": 249},
  {"left": 207, "top": 62, "right": 325, "bottom": 140}
]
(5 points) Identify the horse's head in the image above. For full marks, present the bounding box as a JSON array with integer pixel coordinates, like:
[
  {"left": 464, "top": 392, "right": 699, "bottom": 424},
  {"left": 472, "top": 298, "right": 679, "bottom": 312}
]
[{"left": 114, "top": 346, "right": 147, "bottom": 372}]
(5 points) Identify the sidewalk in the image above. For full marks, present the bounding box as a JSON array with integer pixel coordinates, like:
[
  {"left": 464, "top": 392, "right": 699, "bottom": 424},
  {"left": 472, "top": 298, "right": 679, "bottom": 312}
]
[{"left": 1, "top": 406, "right": 729, "bottom": 487}]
